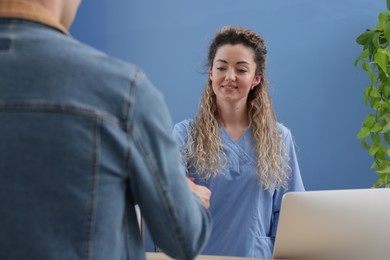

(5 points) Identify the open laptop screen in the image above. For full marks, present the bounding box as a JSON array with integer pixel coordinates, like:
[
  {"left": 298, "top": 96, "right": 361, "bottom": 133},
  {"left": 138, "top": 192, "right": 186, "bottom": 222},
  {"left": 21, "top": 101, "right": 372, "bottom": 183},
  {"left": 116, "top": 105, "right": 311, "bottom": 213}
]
[{"left": 273, "top": 189, "right": 390, "bottom": 259}]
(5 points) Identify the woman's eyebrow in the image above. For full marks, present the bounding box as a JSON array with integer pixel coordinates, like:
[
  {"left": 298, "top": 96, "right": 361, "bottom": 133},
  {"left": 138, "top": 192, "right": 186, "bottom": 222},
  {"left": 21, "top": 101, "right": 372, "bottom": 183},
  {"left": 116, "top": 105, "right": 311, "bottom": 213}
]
[
  {"left": 214, "top": 59, "right": 250, "bottom": 65},
  {"left": 236, "top": 61, "right": 250, "bottom": 65},
  {"left": 215, "top": 59, "right": 228, "bottom": 64}
]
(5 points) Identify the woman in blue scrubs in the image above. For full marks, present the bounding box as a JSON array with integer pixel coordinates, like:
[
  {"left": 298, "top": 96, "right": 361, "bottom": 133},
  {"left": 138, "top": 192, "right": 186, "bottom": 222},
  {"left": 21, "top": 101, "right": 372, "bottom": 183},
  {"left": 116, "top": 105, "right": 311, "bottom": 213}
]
[{"left": 173, "top": 26, "right": 304, "bottom": 258}]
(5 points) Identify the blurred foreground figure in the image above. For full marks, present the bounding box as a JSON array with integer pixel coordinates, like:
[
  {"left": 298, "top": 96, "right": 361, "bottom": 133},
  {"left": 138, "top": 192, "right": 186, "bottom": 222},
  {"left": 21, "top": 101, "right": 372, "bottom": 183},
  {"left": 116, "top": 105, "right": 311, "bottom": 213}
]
[{"left": 0, "top": 1, "right": 211, "bottom": 259}]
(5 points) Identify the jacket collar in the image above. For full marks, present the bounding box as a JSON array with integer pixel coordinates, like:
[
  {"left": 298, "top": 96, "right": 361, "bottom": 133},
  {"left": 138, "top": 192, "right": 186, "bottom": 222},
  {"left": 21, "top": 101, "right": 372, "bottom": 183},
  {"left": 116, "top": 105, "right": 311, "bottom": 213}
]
[{"left": 0, "top": 0, "right": 68, "bottom": 34}]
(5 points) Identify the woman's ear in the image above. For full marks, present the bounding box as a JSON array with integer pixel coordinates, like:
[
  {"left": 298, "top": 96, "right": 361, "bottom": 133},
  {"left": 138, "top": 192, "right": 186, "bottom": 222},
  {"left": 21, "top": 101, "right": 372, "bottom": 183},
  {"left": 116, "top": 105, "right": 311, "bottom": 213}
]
[
  {"left": 251, "top": 74, "right": 261, "bottom": 89},
  {"left": 209, "top": 66, "right": 213, "bottom": 80}
]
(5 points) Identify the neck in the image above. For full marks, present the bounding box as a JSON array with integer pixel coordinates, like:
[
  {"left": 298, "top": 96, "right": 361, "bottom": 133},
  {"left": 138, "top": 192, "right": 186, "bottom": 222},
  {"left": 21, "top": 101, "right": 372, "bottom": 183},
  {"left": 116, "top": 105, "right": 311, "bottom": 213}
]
[
  {"left": 218, "top": 100, "right": 249, "bottom": 128},
  {"left": 218, "top": 101, "right": 249, "bottom": 141},
  {"left": 33, "top": 0, "right": 63, "bottom": 25},
  {"left": 0, "top": 0, "right": 68, "bottom": 34}
]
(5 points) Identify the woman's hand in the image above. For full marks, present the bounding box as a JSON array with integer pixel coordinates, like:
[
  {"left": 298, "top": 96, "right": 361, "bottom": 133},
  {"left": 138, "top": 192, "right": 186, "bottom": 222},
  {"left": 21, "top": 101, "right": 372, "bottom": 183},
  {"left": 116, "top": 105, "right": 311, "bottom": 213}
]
[{"left": 187, "top": 178, "right": 211, "bottom": 209}]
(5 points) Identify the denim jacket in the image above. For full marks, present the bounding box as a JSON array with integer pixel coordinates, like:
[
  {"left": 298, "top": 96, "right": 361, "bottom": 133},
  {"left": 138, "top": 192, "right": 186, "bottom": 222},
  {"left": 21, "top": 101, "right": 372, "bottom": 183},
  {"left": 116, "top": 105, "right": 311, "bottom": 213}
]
[{"left": 0, "top": 5, "right": 211, "bottom": 260}]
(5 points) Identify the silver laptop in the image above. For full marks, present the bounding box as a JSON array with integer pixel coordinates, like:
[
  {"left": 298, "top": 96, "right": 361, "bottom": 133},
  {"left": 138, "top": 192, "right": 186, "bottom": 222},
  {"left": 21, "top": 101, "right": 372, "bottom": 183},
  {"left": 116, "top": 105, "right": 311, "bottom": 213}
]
[{"left": 273, "top": 188, "right": 390, "bottom": 259}]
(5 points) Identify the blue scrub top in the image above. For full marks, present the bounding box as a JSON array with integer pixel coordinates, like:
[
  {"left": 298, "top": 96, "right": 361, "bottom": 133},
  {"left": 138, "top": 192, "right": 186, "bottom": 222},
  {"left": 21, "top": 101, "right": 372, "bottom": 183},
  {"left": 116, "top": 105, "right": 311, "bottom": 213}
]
[{"left": 173, "top": 120, "right": 305, "bottom": 258}]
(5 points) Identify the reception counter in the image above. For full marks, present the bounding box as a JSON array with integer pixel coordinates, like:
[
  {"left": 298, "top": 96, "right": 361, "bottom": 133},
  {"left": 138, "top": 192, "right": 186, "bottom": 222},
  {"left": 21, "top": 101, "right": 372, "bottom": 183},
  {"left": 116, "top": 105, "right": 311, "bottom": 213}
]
[{"left": 146, "top": 253, "right": 269, "bottom": 260}]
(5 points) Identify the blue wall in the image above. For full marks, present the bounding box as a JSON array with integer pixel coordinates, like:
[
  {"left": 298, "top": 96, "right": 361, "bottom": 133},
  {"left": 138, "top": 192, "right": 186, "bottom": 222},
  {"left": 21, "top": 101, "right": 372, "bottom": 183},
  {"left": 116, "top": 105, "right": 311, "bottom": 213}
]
[{"left": 71, "top": 0, "right": 385, "bottom": 191}]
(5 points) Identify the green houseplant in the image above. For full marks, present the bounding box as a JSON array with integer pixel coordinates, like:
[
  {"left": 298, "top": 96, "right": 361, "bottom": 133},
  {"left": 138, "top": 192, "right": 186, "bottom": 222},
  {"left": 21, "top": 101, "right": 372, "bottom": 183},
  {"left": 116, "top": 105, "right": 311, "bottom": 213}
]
[{"left": 356, "top": 0, "right": 390, "bottom": 188}]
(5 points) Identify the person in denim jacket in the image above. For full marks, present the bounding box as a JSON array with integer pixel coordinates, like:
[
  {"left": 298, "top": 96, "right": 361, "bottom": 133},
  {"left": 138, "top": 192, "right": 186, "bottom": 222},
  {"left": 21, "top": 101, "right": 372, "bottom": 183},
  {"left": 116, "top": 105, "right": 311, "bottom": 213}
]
[
  {"left": 0, "top": 1, "right": 211, "bottom": 259},
  {"left": 173, "top": 26, "right": 304, "bottom": 258}
]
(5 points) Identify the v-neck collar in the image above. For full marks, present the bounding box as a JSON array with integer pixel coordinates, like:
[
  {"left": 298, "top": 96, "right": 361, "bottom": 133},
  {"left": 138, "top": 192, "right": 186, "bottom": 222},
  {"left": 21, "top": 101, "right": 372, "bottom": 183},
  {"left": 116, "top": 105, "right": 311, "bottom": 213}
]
[{"left": 220, "top": 126, "right": 250, "bottom": 144}]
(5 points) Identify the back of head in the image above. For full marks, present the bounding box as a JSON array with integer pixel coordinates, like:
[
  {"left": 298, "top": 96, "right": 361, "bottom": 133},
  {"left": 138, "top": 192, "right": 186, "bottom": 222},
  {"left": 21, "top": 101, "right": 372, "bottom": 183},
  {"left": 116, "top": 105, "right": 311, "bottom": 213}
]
[{"left": 1, "top": 0, "right": 82, "bottom": 30}]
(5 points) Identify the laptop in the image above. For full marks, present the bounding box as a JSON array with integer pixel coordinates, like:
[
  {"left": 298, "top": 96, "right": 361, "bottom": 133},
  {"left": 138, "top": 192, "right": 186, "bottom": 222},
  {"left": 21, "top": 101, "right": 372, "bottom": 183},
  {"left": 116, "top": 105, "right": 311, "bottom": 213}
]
[{"left": 273, "top": 188, "right": 390, "bottom": 259}]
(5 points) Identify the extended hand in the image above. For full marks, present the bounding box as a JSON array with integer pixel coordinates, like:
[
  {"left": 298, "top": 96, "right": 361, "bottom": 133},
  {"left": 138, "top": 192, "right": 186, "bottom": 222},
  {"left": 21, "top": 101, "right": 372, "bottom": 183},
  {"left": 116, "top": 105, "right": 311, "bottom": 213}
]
[{"left": 187, "top": 179, "right": 211, "bottom": 209}]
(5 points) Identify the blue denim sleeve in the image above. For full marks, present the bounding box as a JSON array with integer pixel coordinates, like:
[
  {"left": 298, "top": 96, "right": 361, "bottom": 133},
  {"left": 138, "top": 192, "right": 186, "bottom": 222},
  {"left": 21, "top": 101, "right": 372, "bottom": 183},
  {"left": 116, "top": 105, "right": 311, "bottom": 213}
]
[{"left": 126, "top": 72, "right": 211, "bottom": 259}]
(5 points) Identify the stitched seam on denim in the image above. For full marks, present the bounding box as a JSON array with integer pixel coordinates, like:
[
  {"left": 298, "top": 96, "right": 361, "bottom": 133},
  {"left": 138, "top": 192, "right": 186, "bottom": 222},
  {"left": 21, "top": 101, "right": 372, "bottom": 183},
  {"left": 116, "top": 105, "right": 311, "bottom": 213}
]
[
  {"left": 124, "top": 67, "right": 140, "bottom": 184},
  {"left": 130, "top": 126, "right": 188, "bottom": 259},
  {"left": 83, "top": 119, "right": 100, "bottom": 260},
  {"left": 123, "top": 67, "right": 142, "bottom": 132},
  {"left": 0, "top": 102, "right": 126, "bottom": 129}
]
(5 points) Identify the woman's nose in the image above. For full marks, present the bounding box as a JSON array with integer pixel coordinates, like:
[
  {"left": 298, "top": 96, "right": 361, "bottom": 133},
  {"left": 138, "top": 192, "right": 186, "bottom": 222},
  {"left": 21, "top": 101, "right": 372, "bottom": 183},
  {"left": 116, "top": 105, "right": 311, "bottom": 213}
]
[{"left": 225, "top": 69, "right": 236, "bottom": 82}]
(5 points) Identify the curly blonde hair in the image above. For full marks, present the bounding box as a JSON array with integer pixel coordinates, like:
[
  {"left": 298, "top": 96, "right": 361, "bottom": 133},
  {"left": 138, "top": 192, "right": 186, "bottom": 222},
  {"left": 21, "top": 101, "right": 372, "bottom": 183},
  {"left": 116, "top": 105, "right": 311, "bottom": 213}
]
[{"left": 183, "top": 26, "right": 290, "bottom": 190}]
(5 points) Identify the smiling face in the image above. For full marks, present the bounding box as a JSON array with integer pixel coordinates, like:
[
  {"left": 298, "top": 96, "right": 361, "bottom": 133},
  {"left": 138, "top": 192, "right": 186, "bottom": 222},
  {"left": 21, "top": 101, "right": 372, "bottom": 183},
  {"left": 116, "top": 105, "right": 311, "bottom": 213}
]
[{"left": 210, "top": 44, "right": 261, "bottom": 108}]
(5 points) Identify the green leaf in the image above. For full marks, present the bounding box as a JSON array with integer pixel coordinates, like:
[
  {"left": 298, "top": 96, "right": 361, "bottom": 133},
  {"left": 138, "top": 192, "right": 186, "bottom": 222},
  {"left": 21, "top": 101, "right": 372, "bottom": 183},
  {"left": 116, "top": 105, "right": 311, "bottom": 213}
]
[
  {"left": 369, "top": 145, "right": 379, "bottom": 156},
  {"left": 363, "top": 113, "right": 376, "bottom": 127},
  {"left": 378, "top": 12, "right": 388, "bottom": 30},
  {"left": 372, "top": 177, "right": 386, "bottom": 188},
  {"left": 369, "top": 69, "right": 377, "bottom": 83},
  {"left": 364, "top": 87, "right": 371, "bottom": 104},
  {"left": 378, "top": 160, "right": 388, "bottom": 171},
  {"left": 356, "top": 30, "right": 373, "bottom": 46},
  {"left": 388, "top": 0, "right": 390, "bottom": 12},
  {"left": 385, "top": 20, "right": 390, "bottom": 42},
  {"left": 362, "top": 139, "right": 371, "bottom": 150},
  {"left": 355, "top": 49, "right": 370, "bottom": 67},
  {"left": 383, "top": 85, "right": 390, "bottom": 98},
  {"left": 377, "top": 102, "right": 390, "bottom": 113},
  {"left": 378, "top": 162, "right": 386, "bottom": 171},
  {"left": 360, "top": 50, "right": 370, "bottom": 64},
  {"left": 361, "top": 49, "right": 371, "bottom": 59},
  {"left": 369, "top": 86, "right": 381, "bottom": 98},
  {"left": 372, "top": 32, "right": 380, "bottom": 48},
  {"left": 377, "top": 109, "right": 386, "bottom": 120},
  {"left": 370, "top": 161, "right": 379, "bottom": 169},
  {"left": 384, "top": 133, "right": 390, "bottom": 144},
  {"left": 378, "top": 68, "right": 390, "bottom": 82},
  {"left": 371, "top": 134, "right": 382, "bottom": 144},
  {"left": 376, "top": 144, "right": 387, "bottom": 159},
  {"left": 382, "top": 122, "right": 390, "bottom": 133},
  {"left": 370, "top": 97, "right": 381, "bottom": 109},
  {"left": 361, "top": 59, "right": 369, "bottom": 71},
  {"left": 356, "top": 127, "right": 370, "bottom": 139},
  {"left": 377, "top": 166, "right": 390, "bottom": 174},
  {"left": 374, "top": 50, "right": 389, "bottom": 73},
  {"left": 371, "top": 123, "right": 383, "bottom": 133},
  {"left": 354, "top": 57, "right": 359, "bottom": 67}
]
